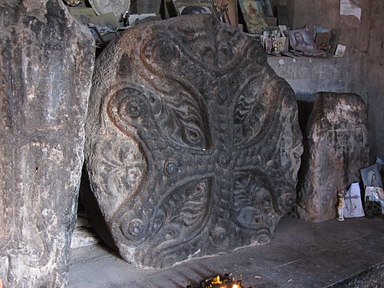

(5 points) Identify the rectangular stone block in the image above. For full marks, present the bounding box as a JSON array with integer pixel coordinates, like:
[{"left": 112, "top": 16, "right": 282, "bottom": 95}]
[{"left": 0, "top": 1, "right": 94, "bottom": 286}]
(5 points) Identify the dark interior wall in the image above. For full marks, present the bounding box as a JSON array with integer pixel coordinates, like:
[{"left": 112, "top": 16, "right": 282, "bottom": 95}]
[
  {"left": 269, "top": 0, "right": 369, "bottom": 101},
  {"left": 269, "top": 0, "right": 383, "bottom": 162},
  {"left": 366, "top": 0, "right": 384, "bottom": 162},
  {"left": 129, "top": 0, "right": 162, "bottom": 13}
]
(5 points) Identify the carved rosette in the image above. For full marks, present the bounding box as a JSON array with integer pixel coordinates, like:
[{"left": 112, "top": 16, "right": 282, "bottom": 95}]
[{"left": 85, "top": 15, "right": 303, "bottom": 268}]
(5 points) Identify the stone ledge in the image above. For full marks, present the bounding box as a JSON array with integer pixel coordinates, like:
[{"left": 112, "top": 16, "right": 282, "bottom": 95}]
[{"left": 329, "top": 262, "right": 384, "bottom": 288}]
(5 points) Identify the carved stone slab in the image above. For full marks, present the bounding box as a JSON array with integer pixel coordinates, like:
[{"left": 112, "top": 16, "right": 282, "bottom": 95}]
[
  {"left": 85, "top": 15, "right": 303, "bottom": 268},
  {"left": 296, "top": 93, "right": 369, "bottom": 222},
  {"left": 0, "top": 1, "right": 94, "bottom": 287}
]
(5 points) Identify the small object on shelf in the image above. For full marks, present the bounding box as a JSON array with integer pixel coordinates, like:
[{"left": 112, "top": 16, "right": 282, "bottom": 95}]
[
  {"left": 214, "top": 0, "right": 239, "bottom": 28},
  {"left": 333, "top": 44, "right": 346, "bottom": 57},
  {"left": 286, "top": 28, "right": 317, "bottom": 54},
  {"left": 173, "top": 0, "right": 220, "bottom": 18},
  {"left": 313, "top": 26, "right": 331, "bottom": 52},
  {"left": 360, "top": 164, "right": 383, "bottom": 189},
  {"left": 238, "top": 0, "right": 268, "bottom": 34},
  {"left": 315, "top": 32, "right": 331, "bottom": 51},
  {"left": 337, "top": 188, "right": 346, "bottom": 221},
  {"left": 364, "top": 200, "right": 382, "bottom": 218},
  {"left": 364, "top": 186, "right": 384, "bottom": 217},
  {"left": 88, "top": 0, "right": 132, "bottom": 20},
  {"left": 343, "top": 183, "right": 365, "bottom": 218}
]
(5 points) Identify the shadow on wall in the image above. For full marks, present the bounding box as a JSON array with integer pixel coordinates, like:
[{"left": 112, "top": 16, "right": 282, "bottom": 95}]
[
  {"left": 296, "top": 93, "right": 316, "bottom": 129},
  {"left": 79, "top": 166, "right": 118, "bottom": 253},
  {"left": 295, "top": 95, "right": 315, "bottom": 208},
  {"left": 297, "top": 98, "right": 315, "bottom": 133}
]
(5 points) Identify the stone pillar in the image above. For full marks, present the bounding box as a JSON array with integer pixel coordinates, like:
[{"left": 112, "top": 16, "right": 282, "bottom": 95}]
[
  {"left": 297, "top": 92, "right": 369, "bottom": 222},
  {"left": 85, "top": 15, "right": 303, "bottom": 268},
  {"left": 0, "top": 1, "right": 94, "bottom": 287}
]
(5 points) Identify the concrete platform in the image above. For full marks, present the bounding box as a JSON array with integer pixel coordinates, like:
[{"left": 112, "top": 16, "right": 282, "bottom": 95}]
[{"left": 69, "top": 215, "right": 384, "bottom": 288}]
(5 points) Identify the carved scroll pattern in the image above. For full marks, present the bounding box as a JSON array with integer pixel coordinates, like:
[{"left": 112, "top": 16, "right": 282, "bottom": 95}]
[{"left": 99, "top": 18, "right": 301, "bottom": 267}]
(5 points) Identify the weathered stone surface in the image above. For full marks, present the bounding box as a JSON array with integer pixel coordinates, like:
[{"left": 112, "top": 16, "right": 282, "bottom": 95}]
[
  {"left": 296, "top": 92, "right": 369, "bottom": 222},
  {"left": 85, "top": 15, "right": 303, "bottom": 268},
  {"left": 0, "top": 1, "right": 94, "bottom": 287}
]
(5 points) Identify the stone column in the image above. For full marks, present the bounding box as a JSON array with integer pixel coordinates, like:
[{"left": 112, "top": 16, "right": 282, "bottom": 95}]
[
  {"left": 0, "top": 1, "right": 94, "bottom": 287},
  {"left": 297, "top": 93, "right": 369, "bottom": 222}
]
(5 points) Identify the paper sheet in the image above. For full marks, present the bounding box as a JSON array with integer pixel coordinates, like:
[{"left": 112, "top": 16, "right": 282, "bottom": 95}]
[
  {"left": 343, "top": 183, "right": 365, "bottom": 218},
  {"left": 340, "top": 0, "right": 361, "bottom": 21}
]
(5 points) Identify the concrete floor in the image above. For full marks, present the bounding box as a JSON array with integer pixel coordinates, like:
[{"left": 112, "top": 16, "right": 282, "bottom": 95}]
[{"left": 69, "top": 215, "right": 384, "bottom": 288}]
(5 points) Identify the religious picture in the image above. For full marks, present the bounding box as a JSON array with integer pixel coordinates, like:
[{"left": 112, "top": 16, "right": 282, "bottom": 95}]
[
  {"left": 238, "top": 0, "right": 267, "bottom": 34},
  {"left": 173, "top": 0, "right": 219, "bottom": 17},
  {"left": 286, "top": 28, "right": 318, "bottom": 53},
  {"left": 343, "top": 183, "right": 365, "bottom": 218},
  {"left": 334, "top": 44, "right": 347, "bottom": 57},
  {"left": 88, "top": 0, "right": 131, "bottom": 19},
  {"left": 214, "top": 0, "right": 238, "bottom": 27},
  {"left": 364, "top": 186, "right": 384, "bottom": 215},
  {"left": 360, "top": 164, "right": 383, "bottom": 188}
]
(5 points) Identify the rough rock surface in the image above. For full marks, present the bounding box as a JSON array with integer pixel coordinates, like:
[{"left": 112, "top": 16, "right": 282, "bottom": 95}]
[
  {"left": 85, "top": 15, "right": 303, "bottom": 268},
  {"left": 0, "top": 1, "right": 94, "bottom": 287},
  {"left": 297, "top": 93, "right": 369, "bottom": 222}
]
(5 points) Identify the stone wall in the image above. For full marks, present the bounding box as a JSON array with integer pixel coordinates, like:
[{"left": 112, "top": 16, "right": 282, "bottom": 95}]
[
  {"left": 366, "top": 0, "right": 384, "bottom": 164},
  {"left": 269, "top": 0, "right": 384, "bottom": 162}
]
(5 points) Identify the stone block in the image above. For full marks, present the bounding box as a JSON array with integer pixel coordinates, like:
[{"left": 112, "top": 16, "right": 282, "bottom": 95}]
[
  {"left": 297, "top": 92, "right": 369, "bottom": 222},
  {"left": 0, "top": 1, "right": 94, "bottom": 287},
  {"left": 85, "top": 15, "right": 303, "bottom": 268}
]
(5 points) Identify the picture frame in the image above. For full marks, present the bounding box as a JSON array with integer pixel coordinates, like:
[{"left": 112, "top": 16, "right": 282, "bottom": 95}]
[
  {"left": 315, "top": 32, "right": 331, "bottom": 51},
  {"left": 364, "top": 186, "right": 384, "bottom": 216},
  {"left": 214, "top": 0, "right": 238, "bottom": 27},
  {"left": 238, "top": 0, "right": 268, "bottom": 34},
  {"left": 286, "top": 28, "right": 318, "bottom": 53},
  {"left": 173, "top": 0, "right": 219, "bottom": 18},
  {"left": 360, "top": 164, "right": 383, "bottom": 188},
  {"left": 334, "top": 44, "right": 347, "bottom": 57},
  {"left": 313, "top": 26, "right": 331, "bottom": 52},
  {"left": 273, "top": 36, "right": 288, "bottom": 52},
  {"left": 88, "top": 0, "right": 132, "bottom": 20}
]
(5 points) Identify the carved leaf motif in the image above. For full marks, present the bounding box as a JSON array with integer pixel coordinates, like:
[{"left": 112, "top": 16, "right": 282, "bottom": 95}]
[
  {"left": 234, "top": 76, "right": 269, "bottom": 145},
  {"left": 171, "top": 179, "right": 208, "bottom": 226},
  {"left": 233, "top": 171, "right": 275, "bottom": 229},
  {"left": 158, "top": 179, "right": 210, "bottom": 244},
  {"left": 95, "top": 137, "right": 147, "bottom": 219},
  {"left": 161, "top": 89, "right": 207, "bottom": 149}
]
